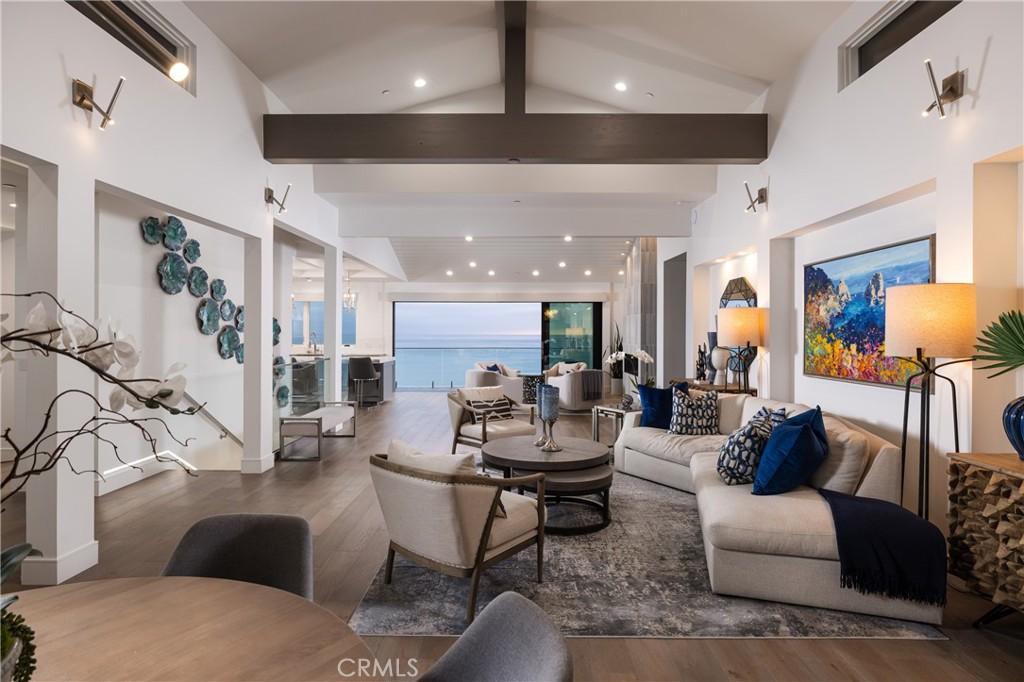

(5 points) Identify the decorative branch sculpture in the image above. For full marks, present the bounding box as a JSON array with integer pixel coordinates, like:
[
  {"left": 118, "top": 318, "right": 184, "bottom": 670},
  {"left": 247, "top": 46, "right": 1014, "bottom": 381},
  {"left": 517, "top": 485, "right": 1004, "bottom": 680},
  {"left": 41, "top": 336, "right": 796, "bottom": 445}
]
[{"left": 1, "top": 291, "right": 201, "bottom": 504}]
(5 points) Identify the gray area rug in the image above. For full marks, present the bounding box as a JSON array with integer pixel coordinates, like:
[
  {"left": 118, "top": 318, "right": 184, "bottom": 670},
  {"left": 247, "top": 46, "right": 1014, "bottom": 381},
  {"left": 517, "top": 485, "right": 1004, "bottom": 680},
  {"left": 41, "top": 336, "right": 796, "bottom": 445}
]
[{"left": 350, "top": 473, "right": 944, "bottom": 639}]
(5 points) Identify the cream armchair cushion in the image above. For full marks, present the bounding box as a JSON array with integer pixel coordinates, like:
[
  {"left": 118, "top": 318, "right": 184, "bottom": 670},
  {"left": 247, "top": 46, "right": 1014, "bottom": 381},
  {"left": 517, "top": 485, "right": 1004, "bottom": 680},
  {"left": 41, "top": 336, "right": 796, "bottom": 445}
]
[{"left": 387, "top": 440, "right": 477, "bottom": 475}]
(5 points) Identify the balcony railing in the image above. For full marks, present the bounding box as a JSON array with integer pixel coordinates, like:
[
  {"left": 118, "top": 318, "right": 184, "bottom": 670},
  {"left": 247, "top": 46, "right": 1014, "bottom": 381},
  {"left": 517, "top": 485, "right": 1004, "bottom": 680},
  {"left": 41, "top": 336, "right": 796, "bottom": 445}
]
[{"left": 394, "top": 347, "right": 542, "bottom": 390}]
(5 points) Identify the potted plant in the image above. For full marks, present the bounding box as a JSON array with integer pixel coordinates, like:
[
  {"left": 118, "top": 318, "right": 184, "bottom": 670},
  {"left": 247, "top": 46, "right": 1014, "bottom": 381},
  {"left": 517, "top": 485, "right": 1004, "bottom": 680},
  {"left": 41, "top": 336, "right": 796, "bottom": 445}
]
[
  {"left": 1, "top": 292, "right": 199, "bottom": 682},
  {"left": 975, "top": 310, "right": 1024, "bottom": 460},
  {"left": 602, "top": 324, "right": 624, "bottom": 395}
]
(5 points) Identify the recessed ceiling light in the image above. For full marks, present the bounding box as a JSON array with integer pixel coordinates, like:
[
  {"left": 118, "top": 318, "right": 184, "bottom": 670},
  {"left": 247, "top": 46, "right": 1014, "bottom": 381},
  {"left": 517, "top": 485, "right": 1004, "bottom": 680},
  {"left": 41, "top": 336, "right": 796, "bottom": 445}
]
[
  {"left": 620, "top": 252, "right": 626, "bottom": 256},
  {"left": 614, "top": 81, "right": 628, "bottom": 92},
  {"left": 413, "top": 77, "right": 427, "bottom": 88},
  {"left": 8, "top": 203, "right": 16, "bottom": 208},
  {"left": 532, "top": 270, "right": 540, "bottom": 277},
  {"left": 625, "top": 240, "right": 631, "bottom": 245},
  {"left": 584, "top": 270, "right": 592, "bottom": 276},
  {"left": 488, "top": 270, "right": 495, "bottom": 276},
  {"left": 445, "top": 269, "right": 454, "bottom": 276},
  {"left": 305, "top": 278, "right": 312, "bottom": 282},
  {"left": 564, "top": 235, "right": 572, "bottom": 242},
  {"left": 674, "top": 200, "right": 684, "bottom": 205},
  {"left": 618, "top": 270, "right": 625, "bottom": 275},
  {"left": 558, "top": 261, "right": 566, "bottom": 268},
  {"left": 469, "top": 261, "right": 477, "bottom": 268},
  {"left": 465, "top": 235, "right": 473, "bottom": 242}
]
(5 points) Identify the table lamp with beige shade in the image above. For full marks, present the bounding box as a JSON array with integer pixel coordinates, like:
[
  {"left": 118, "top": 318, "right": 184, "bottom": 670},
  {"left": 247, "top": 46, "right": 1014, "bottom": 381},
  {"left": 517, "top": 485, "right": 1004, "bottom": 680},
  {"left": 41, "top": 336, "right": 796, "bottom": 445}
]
[
  {"left": 884, "top": 283, "right": 976, "bottom": 518},
  {"left": 717, "top": 307, "right": 767, "bottom": 393}
]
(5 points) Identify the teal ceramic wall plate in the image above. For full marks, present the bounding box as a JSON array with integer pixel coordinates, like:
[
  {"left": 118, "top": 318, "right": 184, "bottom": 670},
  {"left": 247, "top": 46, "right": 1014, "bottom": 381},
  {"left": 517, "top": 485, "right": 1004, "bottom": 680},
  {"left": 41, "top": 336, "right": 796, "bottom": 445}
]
[
  {"left": 235, "top": 305, "right": 245, "bottom": 332},
  {"left": 163, "top": 216, "right": 188, "bottom": 251},
  {"left": 273, "top": 355, "right": 286, "bottom": 382},
  {"left": 210, "top": 278, "right": 227, "bottom": 302},
  {"left": 197, "top": 298, "right": 220, "bottom": 335},
  {"left": 157, "top": 252, "right": 189, "bottom": 294},
  {"left": 235, "top": 343, "right": 244, "bottom": 364},
  {"left": 182, "top": 239, "right": 202, "bottom": 264},
  {"left": 276, "top": 384, "right": 290, "bottom": 407},
  {"left": 187, "top": 266, "right": 209, "bottom": 297},
  {"left": 272, "top": 317, "right": 282, "bottom": 346},
  {"left": 218, "top": 325, "right": 241, "bottom": 360},
  {"left": 140, "top": 216, "right": 163, "bottom": 244},
  {"left": 220, "top": 298, "right": 236, "bottom": 321}
]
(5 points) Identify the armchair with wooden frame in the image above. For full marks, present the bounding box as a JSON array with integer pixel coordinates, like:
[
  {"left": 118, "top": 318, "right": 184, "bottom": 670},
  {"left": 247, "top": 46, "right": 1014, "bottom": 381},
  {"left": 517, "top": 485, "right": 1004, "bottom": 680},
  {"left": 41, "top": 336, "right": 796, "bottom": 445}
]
[
  {"left": 369, "top": 454, "right": 545, "bottom": 622},
  {"left": 447, "top": 389, "right": 535, "bottom": 454}
]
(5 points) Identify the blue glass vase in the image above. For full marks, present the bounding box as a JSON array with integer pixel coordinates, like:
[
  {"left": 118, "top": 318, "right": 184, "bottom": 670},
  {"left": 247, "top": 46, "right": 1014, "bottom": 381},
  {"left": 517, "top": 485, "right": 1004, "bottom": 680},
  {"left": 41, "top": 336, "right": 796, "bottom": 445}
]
[
  {"left": 1003, "top": 396, "right": 1024, "bottom": 461},
  {"left": 536, "top": 384, "right": 562, "bottom": 452}
]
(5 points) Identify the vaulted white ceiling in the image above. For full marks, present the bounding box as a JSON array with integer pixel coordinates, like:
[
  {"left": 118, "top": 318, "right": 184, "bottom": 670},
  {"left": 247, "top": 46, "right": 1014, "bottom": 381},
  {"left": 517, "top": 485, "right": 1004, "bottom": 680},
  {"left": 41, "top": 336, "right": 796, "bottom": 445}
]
[
  {"left": 190, "top": 1, "right": 850, "bottom": 280},
  {"left": 188, "top": 1, "right": 849, "bottom": 115}
]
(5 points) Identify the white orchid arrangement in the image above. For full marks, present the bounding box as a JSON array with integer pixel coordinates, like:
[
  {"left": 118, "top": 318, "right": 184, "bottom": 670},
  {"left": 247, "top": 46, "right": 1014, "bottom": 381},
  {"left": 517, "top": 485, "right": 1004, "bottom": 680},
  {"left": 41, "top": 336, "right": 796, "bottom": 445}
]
[
  {"left": 1, "top": 291, "right": 199, "bottom": 504},
  {"left": 604, "top": 349, "right": 655, "bottom": 364}
]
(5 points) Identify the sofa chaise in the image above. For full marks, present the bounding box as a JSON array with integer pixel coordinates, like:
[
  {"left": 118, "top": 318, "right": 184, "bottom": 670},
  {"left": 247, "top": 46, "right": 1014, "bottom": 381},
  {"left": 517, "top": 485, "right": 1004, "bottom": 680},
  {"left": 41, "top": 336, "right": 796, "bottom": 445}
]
[{"left": 613, "top": 393, "right": 942, "bottom": 624}]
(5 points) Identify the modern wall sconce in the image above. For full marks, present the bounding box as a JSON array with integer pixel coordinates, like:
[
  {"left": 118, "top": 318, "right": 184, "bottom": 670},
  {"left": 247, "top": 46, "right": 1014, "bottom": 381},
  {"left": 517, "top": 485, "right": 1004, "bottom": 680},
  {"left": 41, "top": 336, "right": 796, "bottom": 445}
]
[
  {"left": 72, "top": 76, "right": 125, "bottom": 130},
  {"left": 265, "top": 183, "right": 291, "bottom": 214},
  {"left": 921, "top": 59, "right": 964, "bottom": 119},
  {"left": 743, "top": 182, "right": 767, "bottom": 213}
]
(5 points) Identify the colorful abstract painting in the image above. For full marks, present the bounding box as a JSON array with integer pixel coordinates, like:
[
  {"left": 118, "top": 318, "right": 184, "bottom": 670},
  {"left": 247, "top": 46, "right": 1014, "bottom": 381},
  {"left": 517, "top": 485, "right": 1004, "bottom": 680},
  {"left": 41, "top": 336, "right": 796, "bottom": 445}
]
[{"left": 803, "top": 236, "right": 933, "bottom": 387}]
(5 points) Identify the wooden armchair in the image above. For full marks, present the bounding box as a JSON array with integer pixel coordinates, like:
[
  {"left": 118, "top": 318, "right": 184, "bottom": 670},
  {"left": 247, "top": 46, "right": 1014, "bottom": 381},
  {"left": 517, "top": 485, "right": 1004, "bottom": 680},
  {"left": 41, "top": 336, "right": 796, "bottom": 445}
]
[
  {"left": 447, "top": 389, "right": 535, "bottom": 454},
  {"left": 369, "top": 454, "right": 545, "bottom": 622}
]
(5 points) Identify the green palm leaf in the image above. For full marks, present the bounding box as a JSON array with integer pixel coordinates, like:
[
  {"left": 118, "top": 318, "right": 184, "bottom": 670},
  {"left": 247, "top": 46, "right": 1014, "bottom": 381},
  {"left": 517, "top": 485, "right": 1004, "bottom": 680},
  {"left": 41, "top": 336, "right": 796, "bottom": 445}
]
[{"left": 975, "top": 310, "right": 1024, "bottom": 378}]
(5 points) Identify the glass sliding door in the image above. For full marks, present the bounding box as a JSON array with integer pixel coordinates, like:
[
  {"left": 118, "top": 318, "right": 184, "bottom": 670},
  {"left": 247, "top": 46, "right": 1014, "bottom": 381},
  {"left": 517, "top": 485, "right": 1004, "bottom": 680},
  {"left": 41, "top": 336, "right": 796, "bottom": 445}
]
[
  {"left": 393, "top": 301, "right": 542, "bottom": 390},
  {"left": 542, "top": 302, "right": 602, "bottom": 370}
]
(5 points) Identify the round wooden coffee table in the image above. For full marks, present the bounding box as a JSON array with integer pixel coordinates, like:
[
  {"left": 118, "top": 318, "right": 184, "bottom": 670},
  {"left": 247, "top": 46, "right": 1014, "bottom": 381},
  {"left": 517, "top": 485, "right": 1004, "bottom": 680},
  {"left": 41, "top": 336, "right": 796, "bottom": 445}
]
[{"left": 482, "top": 436, "right": 612, "bottom": 534}]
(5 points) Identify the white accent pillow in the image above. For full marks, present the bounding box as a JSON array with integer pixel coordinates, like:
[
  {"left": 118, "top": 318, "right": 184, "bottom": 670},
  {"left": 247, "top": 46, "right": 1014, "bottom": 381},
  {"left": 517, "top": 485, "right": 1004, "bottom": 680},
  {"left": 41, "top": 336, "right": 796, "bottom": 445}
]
[
  {"left": 809, "top": 417, "right": 869, "bottom": 495},
  {"left": 386, "top": 440, "right": 477, "bottom": 476},
  {"left": 458, "top": 385, "right": 507, "bottom": 403}
]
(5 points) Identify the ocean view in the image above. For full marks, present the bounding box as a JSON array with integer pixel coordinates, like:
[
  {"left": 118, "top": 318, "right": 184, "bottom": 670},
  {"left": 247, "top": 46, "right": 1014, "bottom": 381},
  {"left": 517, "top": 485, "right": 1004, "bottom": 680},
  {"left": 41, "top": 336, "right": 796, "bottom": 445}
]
[{"left": 395, "top": 334, "right": 542, "bottom": 389}]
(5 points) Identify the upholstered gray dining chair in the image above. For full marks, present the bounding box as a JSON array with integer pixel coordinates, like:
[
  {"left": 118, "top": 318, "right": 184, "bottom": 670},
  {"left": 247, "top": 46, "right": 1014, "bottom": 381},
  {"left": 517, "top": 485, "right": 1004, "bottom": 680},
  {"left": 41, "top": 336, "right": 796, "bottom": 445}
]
[
  {"left": 162, "top": 514, "right": 314, "bottom": 600},
  {"left": 418, "top": 591, "right": 573, "bottom": 682}
]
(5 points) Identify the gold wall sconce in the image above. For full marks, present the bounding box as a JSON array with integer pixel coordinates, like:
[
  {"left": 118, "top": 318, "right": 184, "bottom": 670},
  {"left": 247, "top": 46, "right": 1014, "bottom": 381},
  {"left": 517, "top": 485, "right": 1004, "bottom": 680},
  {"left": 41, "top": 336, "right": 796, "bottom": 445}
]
[
  {"left": 265, "top": 183, "right": 291, "bottom": 214},
  {"left": 922, "top": 59, "right": 964, "bottom": 119},
  {"left": 744, "top": 182, "right": 768, "bottom": 213},
  {"left": 72, "top": 76, "right": 125, "bottom": 130}
]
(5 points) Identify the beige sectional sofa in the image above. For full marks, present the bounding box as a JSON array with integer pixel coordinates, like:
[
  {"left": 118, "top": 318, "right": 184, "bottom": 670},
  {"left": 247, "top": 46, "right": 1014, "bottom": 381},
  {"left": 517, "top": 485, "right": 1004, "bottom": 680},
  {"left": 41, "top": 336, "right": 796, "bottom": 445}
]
[{"left": 613, "top": 394, "right": 942, "bottom": 624}]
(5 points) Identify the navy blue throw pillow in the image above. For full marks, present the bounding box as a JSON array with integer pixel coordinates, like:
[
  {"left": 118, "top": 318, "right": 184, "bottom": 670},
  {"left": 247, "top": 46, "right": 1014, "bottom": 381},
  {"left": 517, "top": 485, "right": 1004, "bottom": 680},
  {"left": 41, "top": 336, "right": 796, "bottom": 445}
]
[
  {"left": 638, "top": 383, "right": 687, "bottom": 429},
  {"left": 752, "top": 406, "right": 829, "bottom": 495},
  {"left": 485, "top": 364, "right": 500, "bottom": 372}
]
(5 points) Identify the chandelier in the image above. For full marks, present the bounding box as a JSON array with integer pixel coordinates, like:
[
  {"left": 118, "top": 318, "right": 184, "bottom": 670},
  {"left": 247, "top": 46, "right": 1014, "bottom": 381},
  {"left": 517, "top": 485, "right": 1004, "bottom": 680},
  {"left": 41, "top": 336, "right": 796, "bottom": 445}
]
[{"left": 342, "top": 283, "right": 358, "bottom": 311}]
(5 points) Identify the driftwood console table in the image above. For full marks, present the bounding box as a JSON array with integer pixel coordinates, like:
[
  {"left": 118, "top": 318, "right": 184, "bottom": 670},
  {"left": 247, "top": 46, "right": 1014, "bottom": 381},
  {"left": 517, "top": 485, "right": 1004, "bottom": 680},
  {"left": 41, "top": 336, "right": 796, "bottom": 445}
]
[{"left": 947, "top": 452, "right": 1024, "bottom": 627}]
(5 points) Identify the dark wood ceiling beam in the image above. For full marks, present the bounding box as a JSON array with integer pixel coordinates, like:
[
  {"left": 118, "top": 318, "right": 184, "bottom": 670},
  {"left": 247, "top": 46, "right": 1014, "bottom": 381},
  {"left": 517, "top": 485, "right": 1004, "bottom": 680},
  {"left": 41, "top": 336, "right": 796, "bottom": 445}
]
[
  {"left": 263, "top": 113, "right": 768, "bottom": 164},
  {"left": 500, "top": 1, "right": 527, "bottom": 115}
]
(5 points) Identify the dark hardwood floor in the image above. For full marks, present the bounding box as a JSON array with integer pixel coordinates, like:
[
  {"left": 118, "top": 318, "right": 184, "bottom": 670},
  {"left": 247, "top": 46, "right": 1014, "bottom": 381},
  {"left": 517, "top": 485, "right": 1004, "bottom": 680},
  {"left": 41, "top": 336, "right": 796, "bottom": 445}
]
[{"left": 3, "top": 392, "right": 1022, "bottom": 681}]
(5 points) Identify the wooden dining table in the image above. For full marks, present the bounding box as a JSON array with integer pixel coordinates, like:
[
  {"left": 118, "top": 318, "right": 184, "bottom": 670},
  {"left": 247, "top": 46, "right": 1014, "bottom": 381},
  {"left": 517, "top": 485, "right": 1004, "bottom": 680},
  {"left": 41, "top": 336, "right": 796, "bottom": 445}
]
[{"left": 10, "top": 576, "right": 384, "bottom": 681}]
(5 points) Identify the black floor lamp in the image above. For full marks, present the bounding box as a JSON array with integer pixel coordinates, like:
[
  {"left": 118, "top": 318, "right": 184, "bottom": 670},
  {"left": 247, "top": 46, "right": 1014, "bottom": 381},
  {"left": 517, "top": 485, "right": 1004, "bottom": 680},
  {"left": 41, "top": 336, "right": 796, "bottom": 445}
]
[{"left": 884, "top": 283, "right": 976, "bottom": 518}]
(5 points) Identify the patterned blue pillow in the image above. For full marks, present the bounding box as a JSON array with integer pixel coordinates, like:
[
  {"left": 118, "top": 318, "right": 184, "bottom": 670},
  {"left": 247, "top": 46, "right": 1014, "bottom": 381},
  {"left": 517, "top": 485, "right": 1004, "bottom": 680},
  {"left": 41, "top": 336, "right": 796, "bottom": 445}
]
[
  {"left": 752, "top": 406, "right": 787, "bottom": 429},
  {"left": 669, "top": 389, "right": 718, "bottom": 435},
  {"left": 717, "top": 414, "right": 774, "bottom": 485}
]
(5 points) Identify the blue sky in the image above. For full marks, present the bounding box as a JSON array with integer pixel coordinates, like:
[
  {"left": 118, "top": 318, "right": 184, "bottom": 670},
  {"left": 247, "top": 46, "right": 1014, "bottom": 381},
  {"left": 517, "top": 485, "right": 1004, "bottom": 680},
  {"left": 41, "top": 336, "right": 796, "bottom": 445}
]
[
  {"left": 816, "top": 239, "right": 930, "bottom": 283},
  {"left": 394, "top": 302, "right": 541, "bottom": 339}
]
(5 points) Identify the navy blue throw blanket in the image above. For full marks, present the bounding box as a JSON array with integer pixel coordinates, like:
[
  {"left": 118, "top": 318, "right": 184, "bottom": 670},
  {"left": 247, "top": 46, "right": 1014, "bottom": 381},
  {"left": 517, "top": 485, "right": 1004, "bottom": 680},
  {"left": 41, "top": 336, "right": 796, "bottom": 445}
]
[{"left": 818, "top": 489, "right": 947, "bottom": 606}]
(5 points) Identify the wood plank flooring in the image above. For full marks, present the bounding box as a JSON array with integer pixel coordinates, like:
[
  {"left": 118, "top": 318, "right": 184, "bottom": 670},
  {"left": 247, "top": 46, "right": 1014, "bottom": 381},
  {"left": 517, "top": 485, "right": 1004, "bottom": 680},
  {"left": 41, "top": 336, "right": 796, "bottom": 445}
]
[{"left": 3, "top": 392, "right": 1022, "bottom": 681}]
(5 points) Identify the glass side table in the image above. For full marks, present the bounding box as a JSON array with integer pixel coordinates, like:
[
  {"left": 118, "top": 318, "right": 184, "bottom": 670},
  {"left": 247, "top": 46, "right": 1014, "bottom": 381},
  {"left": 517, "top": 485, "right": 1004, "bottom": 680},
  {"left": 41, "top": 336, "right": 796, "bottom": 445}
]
[{"left": 592, "top": 404, "right": 638, "bottom": 445}]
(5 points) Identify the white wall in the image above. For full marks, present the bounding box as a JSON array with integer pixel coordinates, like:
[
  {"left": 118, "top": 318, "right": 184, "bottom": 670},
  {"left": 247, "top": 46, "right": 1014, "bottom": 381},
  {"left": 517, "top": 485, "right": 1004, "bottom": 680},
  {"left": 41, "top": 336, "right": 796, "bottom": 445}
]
[
  {"left": 2, "top": 0, "right": 340, "bottom": 582},
  {"left": 663, "top": 1, "right": 1023, "bottom": 520},
  {"left": 96, "top": 192, "right": 245, "bottom": 484}
]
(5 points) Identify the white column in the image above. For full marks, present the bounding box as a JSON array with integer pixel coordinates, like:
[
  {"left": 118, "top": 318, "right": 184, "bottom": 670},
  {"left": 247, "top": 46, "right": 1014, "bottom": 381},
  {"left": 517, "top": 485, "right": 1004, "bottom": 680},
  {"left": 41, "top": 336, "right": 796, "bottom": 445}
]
[
  {"left": 323, "top": 244, "right": 343, "bottom": 402},
  {"left": 21, "top": 163, "right": 98, "bottom": 584},
  {"left": 241, "top": 227, "right": 273, "bottom": 474}
]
